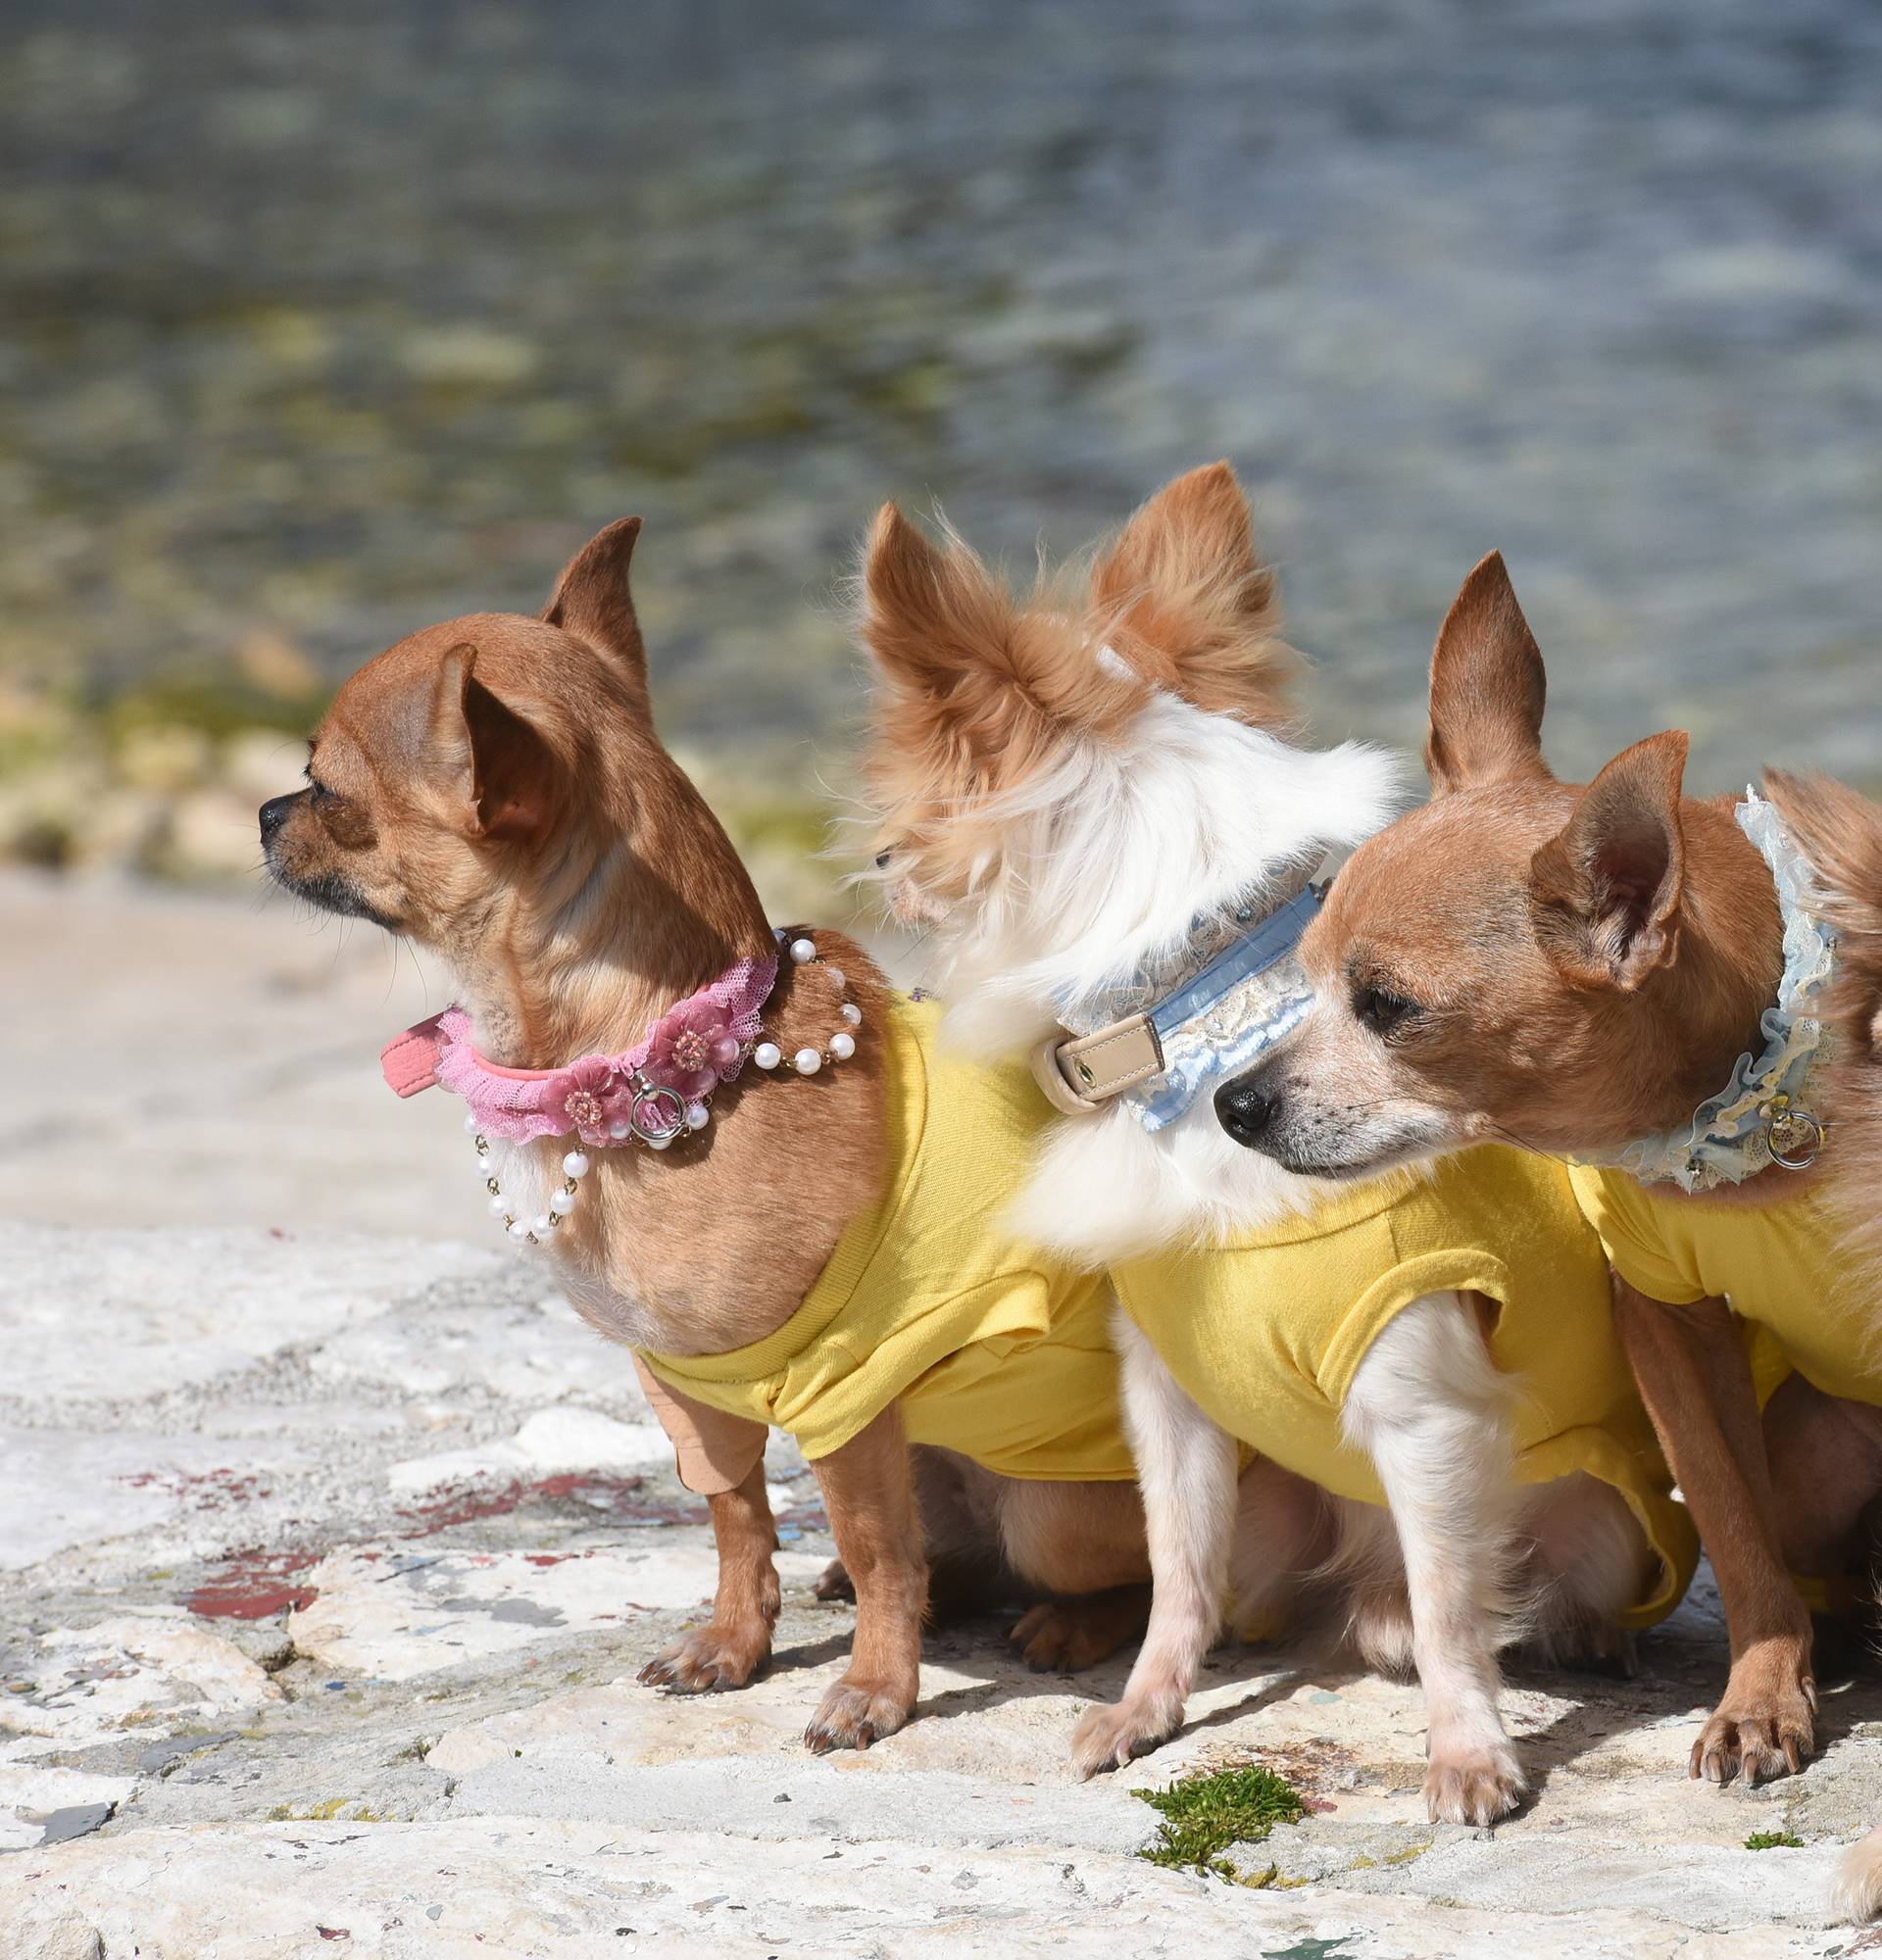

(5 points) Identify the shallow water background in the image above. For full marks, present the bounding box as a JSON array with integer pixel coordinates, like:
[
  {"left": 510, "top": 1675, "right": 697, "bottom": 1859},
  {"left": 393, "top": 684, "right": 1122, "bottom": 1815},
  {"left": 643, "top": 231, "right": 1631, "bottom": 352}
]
[{"left": 3, "top": 0, "right": 1878, "bottom": 794}]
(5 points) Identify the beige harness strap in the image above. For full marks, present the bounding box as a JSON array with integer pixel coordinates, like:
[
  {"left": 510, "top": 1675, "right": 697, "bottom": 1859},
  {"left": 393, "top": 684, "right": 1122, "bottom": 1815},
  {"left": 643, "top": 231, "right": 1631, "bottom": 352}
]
[{"left": 1029, "top": 1016, "right": 1164, "bottom": 1115}]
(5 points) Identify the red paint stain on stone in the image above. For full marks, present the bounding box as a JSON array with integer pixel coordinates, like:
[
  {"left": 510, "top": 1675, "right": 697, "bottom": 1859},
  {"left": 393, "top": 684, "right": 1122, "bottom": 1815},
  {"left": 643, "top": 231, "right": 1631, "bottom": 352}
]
[{"left": 185, "top": 1549, "right": 321, "bottom": 1620}]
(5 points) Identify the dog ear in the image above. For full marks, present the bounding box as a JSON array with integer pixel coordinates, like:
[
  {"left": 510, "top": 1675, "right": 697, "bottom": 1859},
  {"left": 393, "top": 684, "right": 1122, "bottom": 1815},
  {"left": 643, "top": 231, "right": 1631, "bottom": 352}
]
[
  {"left": 1426, "top": 553, "right": 1550, "bottom": 794},
  {"left": 860, "top": 503, "right": 1012, "bottom": 689},
  {"left": 1091, "top": 461, "right": 1295, "bottom": 722},
  {"left": 1530, "top": 731, "right": 1688, "bottom": 989},
  {"left": 541, "top": 517, "right": 648, "bottom": 686},
  {"left": 432, "top": 643, "right": 565, "bottom": 844}
]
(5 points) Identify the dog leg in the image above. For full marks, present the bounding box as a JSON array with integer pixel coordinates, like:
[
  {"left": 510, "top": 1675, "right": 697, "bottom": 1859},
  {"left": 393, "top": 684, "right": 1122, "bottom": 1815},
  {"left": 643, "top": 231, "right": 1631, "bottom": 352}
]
[
  {"left": 994, "top": 1475, "right": 1152, "bottom": 1670},
  {"left": 1013, "top": 1584, "right": 1155, "bottom": 1673},
  {"left": 803, "top": 1401, "right": 927, "bottom": 1752},
  {"left": 1070, "top": 1317, "right": 1240, "bottom": 1775},
  {"left": 1516, "top": 1473, "right": 1648, "bottom": 1672},
  {"left": 1611, "top": 1280, "right": 1815, "bottom": 1784},
  {"left": 1345, "top": 1292, "right": 1526, "bottom": 1827},
  {"left": 1762, "top": 1374, "right": 1882, "bottom": 1578},
  {"left": 631, "top": 1361, "right": 779, "bottom": 1692},
  {"left": 639, "top": 1454, "right": 781, "bottom": 1691}
]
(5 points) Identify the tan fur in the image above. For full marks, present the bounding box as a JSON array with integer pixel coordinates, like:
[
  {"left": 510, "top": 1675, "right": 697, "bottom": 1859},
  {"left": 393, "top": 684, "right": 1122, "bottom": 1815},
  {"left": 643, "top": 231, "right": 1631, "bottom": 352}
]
[
  {"left": 860, "top": 463, "right": 1298, "bottom": 917},
  {"left": 263, "top": 514, "right": 1159, "bottom": 1749},
  {"left": 1765, "top": 769, "right": 1882, "bottom": 1282},
  {"left": 1256, "top": 555, "right": 1880, "bottom": 1819}
]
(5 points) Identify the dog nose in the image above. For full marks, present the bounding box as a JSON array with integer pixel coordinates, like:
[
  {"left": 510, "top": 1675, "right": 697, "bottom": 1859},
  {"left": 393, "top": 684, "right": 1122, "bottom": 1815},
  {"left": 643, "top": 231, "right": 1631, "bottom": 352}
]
[
  {"left": 1214, "top": 1077, "right": 1275, "bottom": 1147},
  {"left": 258, "top": 793, "right": 298, "bottom": 841}
]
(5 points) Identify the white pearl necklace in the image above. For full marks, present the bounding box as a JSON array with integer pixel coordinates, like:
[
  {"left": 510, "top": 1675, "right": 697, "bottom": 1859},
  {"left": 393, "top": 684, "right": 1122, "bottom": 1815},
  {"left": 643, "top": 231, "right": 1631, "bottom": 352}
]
[{"left": 471, "top": 931, "right": 863, "bottom": 1248}]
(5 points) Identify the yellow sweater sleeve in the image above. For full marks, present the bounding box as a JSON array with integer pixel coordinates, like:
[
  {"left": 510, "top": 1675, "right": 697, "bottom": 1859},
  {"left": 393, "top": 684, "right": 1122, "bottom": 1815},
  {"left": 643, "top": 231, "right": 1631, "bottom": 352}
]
[{"left": 1567, "top": 1165, "right": 1709, "bottom": 1306}]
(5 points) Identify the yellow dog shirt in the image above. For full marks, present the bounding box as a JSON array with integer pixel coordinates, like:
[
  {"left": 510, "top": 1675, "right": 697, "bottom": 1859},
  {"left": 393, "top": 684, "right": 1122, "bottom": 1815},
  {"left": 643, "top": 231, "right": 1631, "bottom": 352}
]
[
  {"left": 1567, "top": 1165, "right": 1875, "bottom": 1407},
  {"left": 1114, "top": 1149, "right": 1699, "bottom": 1629},
  {"left": 638, "top": 997, "right": 1138, "bottom": 1482}
]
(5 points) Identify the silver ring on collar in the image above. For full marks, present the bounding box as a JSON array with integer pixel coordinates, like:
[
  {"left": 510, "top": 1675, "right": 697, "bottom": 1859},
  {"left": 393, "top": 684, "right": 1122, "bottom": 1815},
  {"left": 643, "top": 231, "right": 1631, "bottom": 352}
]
[
  {"left": 630, "top": 1083, "right": 687, "bottom": 1144},
  {"left": 1766, "top": 1106, "right": 1823, "bottom": 1171}
]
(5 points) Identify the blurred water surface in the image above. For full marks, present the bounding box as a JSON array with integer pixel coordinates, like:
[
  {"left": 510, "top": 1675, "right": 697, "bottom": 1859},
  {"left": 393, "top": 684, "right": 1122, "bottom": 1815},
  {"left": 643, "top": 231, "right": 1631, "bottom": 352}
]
[{"left": 2, "top": 0, "right": 1878, "bottom": 791}]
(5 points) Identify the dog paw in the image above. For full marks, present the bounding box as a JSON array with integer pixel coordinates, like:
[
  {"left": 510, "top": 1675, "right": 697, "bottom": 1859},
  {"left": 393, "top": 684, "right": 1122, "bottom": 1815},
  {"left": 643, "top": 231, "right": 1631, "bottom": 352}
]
[
  {"left": 1424, "top": 1744, "right": 1526, "bottom": 1827},
  {"left": 1691, "top": 1690, "right": 1815, "bottom": 1785},
  {"left": 1011, "top": 1589, "right": 1151, "bottom": 1674},
  {"left": 638, "top": 1621, "right": 770, "bottom": 1694},
  {"left": 803, "top": 1676, "right": 913, "bottom": 1754},
  {"left": 812, "top": 1558, "right": 856, "bottom": 1604},
  {"left": 1011, "top": 1602, "right": 1108, "bottom": 1674},
  {"left": 1068, "top": 1695, "right": 1179, "bottom": 1778}
]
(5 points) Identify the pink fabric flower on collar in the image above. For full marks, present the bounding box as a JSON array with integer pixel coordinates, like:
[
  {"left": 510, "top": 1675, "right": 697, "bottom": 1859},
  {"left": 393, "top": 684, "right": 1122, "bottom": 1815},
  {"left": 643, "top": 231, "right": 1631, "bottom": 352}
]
[
  {"left": 542, "top": 1054, "right": 631, "bottom": 1145},
  {"left": 644, "top": 996, "right": 743, "bottom": 1102}
]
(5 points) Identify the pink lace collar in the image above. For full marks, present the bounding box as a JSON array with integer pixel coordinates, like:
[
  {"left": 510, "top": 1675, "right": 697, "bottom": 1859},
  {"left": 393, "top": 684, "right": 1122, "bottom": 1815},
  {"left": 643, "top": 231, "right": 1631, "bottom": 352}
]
[{"left": 382, "top": 950, "right": 779, "bottom": 1147}]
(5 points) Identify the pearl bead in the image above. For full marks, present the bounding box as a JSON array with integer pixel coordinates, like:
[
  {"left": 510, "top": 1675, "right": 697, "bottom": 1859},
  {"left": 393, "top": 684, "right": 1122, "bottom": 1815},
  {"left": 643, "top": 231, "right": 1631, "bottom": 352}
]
[
  {"left": 508, "top": 1219, "right": 530, "bottom": 1241},
  {"left": 608, "top": 1118, "right": 632, "bottom": 1140},
  {"left": 563, "top": 1151, "right": 590, "bottom": 1179},
  {"left": 487, "top": 1194, "right": 510, "bottom": 1217},
  {"left": 840, "top": 1004, "right": 862, "bottom": 1027},
  {"left": 473, "top": 1145, "right": 493, "bottom": 1167},
  {"left": 463, "top": 1113, "right": 480, "bottom": 1135},
  {"left": 685, "top": 1102, "right": 711, "bottom": 1131},
  {"left": 794, "top": 1047, "right": 822, "bottom": 1075},
  {"left": 532, "top": 1214, "right": 554, "bottom": 1235},
  {"left": 829, "top": 1031, "right": 856, "bottom": 1060},
  {"left": 753, "top": 1042, "right": 782, "bottom": 1070},
  {"left": 789, "top": 937, "right": 817, "bottom": 964},
  {"left": 647, "top": 1133, "right": 672, "bottom": 1151},
  {"left": 549, "top": 1188, "right": 577, "bottom": 1215},
  {"left": 824, "top": 967, "right": 845, "bottom": 989}
]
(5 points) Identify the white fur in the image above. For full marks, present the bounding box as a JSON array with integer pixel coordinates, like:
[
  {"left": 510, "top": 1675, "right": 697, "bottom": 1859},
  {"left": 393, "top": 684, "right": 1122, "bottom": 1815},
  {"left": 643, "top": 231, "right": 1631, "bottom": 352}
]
[
  {"left": 1344, "top": 1295, "right": 1527, "bottom": 1817},
  {"left": 905, "top": 678, "right": 1652, "bottom": 1816},
  {"left": 933, "top": 696, "right": 1406, "bottom": 1069},
  {"left": 1071, "top": 1315, "right": 1240, "bottom": 1772},
  {"left": 1836, "top": 1829, "right": 1882, "bottom": 1923}
]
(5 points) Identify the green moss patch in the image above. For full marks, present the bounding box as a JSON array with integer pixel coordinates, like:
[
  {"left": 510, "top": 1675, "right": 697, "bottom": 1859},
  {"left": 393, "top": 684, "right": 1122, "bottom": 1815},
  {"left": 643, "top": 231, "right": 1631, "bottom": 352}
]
[
  {"left": 1744, "top": 1829, "right": 1804, "bottom": 1850},
  {"left": 1133, "top": 1761, "right": 1307, "bottom": 1882}
]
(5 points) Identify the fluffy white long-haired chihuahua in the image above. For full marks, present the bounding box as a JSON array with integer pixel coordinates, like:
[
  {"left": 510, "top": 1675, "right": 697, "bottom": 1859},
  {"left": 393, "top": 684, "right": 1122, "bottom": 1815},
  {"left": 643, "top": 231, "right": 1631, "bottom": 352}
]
[{"left": 853, "top": 464, "right": 1676, "bottom": 1823}]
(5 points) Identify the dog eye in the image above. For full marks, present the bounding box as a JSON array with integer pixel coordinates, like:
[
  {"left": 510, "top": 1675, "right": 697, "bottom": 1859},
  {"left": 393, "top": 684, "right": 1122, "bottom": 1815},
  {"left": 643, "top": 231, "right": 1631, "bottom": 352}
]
[
  {"left": 1356, "top": 985, "right": 1420, "bottom": 1036},
  {"left": 873, "top": 848, "right": 893, "bottom": 869}
]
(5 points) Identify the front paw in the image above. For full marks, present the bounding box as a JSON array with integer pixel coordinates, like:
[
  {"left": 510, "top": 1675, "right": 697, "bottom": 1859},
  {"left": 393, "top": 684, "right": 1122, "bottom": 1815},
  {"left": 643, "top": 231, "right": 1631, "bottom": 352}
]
[
  {"left": 639, "top": 1620, "right": 770, "bottom": 1693},
  {"left": 1425, "top": 1743, "right": 1526, "bottom": 1826},
  {"left": 804, "top": 1675, "right": 914, "bottom": 1753},
  {"left": 1069, "top": 1694, "right": 1180, "bottom": 1779},
  {"left": 1691, "top": 1669, "right": 1816, "bottom": 1785}
]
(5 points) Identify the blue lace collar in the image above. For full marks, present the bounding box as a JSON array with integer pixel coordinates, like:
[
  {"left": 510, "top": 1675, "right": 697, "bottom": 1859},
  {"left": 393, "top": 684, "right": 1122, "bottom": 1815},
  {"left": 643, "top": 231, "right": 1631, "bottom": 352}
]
[
  {"left": 1056, "top": 866, "right": 1320, "bottom": 1133},
  {"left": 1572, "top": 790, "right": 1836, "bottom": 1195}
]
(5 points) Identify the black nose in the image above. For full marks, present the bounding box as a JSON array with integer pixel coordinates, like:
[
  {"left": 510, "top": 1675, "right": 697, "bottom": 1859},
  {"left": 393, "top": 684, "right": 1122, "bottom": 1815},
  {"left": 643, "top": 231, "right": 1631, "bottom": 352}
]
[
  {"left": 258, "top": 793, "right": 299, "bottom": 841},
  {"left": 1214, "top": 1077, "right": 1275, "bottom": 1148}
]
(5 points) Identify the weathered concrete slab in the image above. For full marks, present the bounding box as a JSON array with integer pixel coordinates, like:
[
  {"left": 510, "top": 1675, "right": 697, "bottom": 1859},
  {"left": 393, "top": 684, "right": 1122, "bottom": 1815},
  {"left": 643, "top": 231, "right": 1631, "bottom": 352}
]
[{"left": 3, "top": 1220, "right": 1878, "bottom": 1957}]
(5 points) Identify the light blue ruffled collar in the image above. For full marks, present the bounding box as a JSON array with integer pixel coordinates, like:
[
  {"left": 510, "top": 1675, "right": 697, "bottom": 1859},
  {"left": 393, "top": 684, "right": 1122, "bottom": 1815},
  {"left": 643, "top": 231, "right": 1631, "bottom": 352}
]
[
  {"left": 1572, "top": 789, "right": 1836, "bottom": 1195},
  {"left": 1057, "top": 866, "right": 1321, "bottom": 1134}
]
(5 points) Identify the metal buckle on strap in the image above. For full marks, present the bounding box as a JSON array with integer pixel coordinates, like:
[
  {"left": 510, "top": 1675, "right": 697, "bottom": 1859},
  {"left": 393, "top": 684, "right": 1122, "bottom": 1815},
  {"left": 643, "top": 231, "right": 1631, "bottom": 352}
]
[{"left": 1028, "top": 1016, "right": 1165, "bottom": 1116}]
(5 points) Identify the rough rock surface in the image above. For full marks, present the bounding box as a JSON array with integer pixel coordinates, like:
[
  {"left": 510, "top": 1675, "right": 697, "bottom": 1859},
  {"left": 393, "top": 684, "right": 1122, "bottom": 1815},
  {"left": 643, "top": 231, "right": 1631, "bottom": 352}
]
[{"left": 4, "top": 1222, "right": 1880, "bottom": 1958}]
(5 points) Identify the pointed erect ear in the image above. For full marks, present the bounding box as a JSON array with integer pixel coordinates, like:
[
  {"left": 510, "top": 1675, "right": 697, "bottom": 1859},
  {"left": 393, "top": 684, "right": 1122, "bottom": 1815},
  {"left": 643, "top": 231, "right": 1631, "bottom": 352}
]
[
  {"left": 1426, "top": 553, "right": 1550, "bottom": 795},
  {"left": 1095, "top": 462, "right": 1263, "bottom": 616},
  {"left": 431, "top": 643, "right": 564, "bottom": 844},
  {"left": 1530, "top": 731, "right": 1689, "bottom": 990},
  {"left": 541, "top": 517, "right": 647, "bottom": 684},
  {"left": 1089, "top": 462, "right": 1293, "bottom": 722},
  {"left": 860, "top": 503, "right": 1007, "bottom": 688}
]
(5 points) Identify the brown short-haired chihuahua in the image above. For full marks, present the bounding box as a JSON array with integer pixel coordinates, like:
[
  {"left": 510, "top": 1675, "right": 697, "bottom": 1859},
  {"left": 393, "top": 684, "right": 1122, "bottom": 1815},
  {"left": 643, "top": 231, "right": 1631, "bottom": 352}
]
[
  {"left": 261, "top": 518, "right": 1155, "bottom": 1751},
  {"left": 1212, "top": 554, "right": 1882, "bottom": 1917}
]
